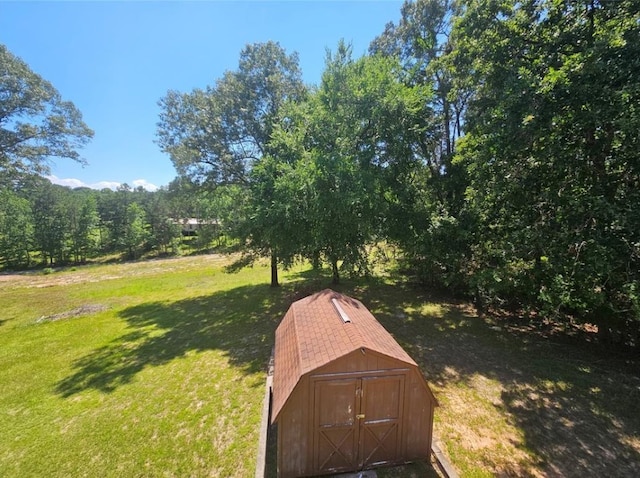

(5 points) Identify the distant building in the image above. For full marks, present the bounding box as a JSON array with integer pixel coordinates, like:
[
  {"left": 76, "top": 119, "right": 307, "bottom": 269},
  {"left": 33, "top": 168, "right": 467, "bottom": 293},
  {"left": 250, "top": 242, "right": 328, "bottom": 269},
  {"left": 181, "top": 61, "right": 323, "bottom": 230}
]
[{"left": 171, "top": 218, "right": 219, "bottom": 236}]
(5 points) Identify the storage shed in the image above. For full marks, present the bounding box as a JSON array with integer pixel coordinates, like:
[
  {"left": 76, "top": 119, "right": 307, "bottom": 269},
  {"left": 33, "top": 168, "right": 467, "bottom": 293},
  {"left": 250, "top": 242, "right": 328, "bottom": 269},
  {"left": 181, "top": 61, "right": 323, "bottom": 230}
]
[{"left": 271, "top": 289, "right": 438, "bottom": 478}]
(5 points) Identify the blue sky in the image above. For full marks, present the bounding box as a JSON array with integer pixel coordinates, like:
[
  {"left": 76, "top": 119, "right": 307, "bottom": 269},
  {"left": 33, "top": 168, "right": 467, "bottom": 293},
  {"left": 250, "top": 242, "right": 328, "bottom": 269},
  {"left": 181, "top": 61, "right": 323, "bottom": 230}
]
[{"left": 1, "top": 1, "right": 403, "bottom": 191}]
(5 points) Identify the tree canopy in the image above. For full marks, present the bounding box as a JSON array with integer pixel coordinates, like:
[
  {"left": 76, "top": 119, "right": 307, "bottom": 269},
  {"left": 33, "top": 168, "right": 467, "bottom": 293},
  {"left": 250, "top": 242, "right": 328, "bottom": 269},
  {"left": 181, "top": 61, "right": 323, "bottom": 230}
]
[
  {"left": 3, "top": 2, "right": 638, "bottom": 347},
  {"left": 454, "top": 0, "right": 640, "bottom": 339},
  {"left": 157, "top": 41, "right": 305, "bottom": 187},
  {"left": 284, "top": 43, "right": 434, "bottom": 283},
  {"left": 152, "top": 4, "right": 640, "bottom": 344},
  {"left": 0, "top": 44, "right": 93, "bottom": 183},
  {"left": 157, "top": 41, "right": 306, "bottom": 285}
]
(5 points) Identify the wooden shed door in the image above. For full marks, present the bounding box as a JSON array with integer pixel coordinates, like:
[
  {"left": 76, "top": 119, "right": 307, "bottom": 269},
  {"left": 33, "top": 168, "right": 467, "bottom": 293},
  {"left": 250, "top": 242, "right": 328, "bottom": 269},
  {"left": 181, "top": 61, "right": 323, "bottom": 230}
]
[
  {"left": 314, "top": 378, "right": 360, "bottom": 473},
  {"left": 313, "top": 375, "right": 405, "bottom": 474},
  {"left": 359, "top": 375, "right": 405, "bottom": 467}
]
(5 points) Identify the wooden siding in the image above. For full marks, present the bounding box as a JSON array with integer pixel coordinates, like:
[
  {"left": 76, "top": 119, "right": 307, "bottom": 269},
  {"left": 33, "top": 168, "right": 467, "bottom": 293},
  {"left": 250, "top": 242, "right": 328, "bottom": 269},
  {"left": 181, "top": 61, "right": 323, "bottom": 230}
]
[{"left": 272, "top": 290, "right": 437, "bottom": 477}]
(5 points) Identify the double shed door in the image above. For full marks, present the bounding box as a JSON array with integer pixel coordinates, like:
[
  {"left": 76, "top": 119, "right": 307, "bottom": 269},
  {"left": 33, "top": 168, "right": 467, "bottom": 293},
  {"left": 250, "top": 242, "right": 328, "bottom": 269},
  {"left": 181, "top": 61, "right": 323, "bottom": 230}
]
[{"left": 312, "top": 373, "right": 406, "bottom": 474}]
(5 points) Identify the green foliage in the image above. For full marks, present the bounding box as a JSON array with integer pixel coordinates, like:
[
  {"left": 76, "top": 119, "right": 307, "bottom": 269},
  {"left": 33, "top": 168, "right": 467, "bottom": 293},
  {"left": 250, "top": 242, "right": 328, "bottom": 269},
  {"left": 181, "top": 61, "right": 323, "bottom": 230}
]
[
  {"left": 0, "top": 178, "right": 192, "bottom": 270},
  {"left": 0, "top": 44, "right": 93, "bottom": 182},
  {"left": 0, "top": 188, "right": 33, "bottom": 268},
  {"left": 157, "top": 41, "right": 304, "bottom": 187},
  {"left": 66, "top": 191, "right": 99, "bottom": 263},
  {"left": 265, "top": 44, "right": 435, "bottom": 283},
  {"left": 144, "top": 190, "right": 182, "bottom": 254},
  {"left": 454, "top": 0, "right": 640, "bottom": 337},
  {"left": 119, "top": 202, "right": 149, "bottom": 260},
  {"left": 31, "top": 182, "right": 70, "bottom": 266},
  {"left": 157, "top": 41, "right": 305, "bottom": 285},
  {"left": 242, "top": 151, "right": 313, "bottom": 267},
  {"left": 370, "top": 0, "right": 472, "bottom": 293},
  {"left": 363, "top": 0, "right": 640, "bottom": 343}
]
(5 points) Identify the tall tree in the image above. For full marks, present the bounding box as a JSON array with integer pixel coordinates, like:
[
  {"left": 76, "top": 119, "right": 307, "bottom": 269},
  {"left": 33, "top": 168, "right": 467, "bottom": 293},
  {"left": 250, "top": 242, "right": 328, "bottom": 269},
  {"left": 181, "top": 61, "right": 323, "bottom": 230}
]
[
  {"left": 157, "top": 41, "right": 305, "bottom": 286},
  {"left": 0, "top": 44, "right": 93, "bottom": 183},
  {"left": 273, "top": 43, "right": 432, "bottom": 283},
  {"left": 66, "top": 190, "right": 99, "bottom": 263},
  {"left": 370, "top": 0, "right": 473, "bottom": 290},
  {"left": 455, "top": 0, "right": 640, "bottom": 339},
  {"left": 370, "top": 0, "right": 467, "bottom": 198},
  {"left": 240, "top": 145, "right": 315, "bottom": 283},
  {"left": 144, "top": 190, "right": 181, "bottom": 255},
  {"left": 96, "top": 185, "right": 131, "bottom": 254},
  {"left": 0, "top": 188, "right": 33, "bottom": 269},
  {"left": 31, "top": 182, "right": 69, "bottom": 266},
  {"left": 120, "top": 202, "right": 148, "bottom": 260}
]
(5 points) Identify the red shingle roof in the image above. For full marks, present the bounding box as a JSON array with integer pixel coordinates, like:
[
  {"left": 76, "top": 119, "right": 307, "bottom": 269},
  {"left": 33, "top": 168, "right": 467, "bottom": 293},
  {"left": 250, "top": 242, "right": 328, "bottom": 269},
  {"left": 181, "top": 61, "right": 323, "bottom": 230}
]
[{"left": 271, "top": 289, "right": 417, "bottom": 423}]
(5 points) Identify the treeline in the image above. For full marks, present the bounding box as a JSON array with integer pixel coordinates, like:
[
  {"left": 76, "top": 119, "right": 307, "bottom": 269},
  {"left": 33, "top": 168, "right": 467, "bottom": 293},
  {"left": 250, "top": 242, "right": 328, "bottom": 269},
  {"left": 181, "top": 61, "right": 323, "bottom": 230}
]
[
  {"left": 0, "top": 177, "right": 232, "bottom": 269},
  {"left": 158, "top": 0, "right": 639, "bottom": 345},
  {"left": 2, "top": 1, "right": 638, "bottom": 345}
]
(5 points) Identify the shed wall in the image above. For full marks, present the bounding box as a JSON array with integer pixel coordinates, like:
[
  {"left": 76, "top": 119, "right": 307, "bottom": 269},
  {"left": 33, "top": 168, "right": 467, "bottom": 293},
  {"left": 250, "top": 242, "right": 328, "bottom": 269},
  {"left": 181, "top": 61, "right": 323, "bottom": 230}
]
[
  {"left": 276, "top": 349, "right": 436, "bottom": 477},
  {"left": 404, "top": 369, "right": 436, "bottom": 459},
  {"left": 277, "top": 377, "right": 310, "bottom": 478}
]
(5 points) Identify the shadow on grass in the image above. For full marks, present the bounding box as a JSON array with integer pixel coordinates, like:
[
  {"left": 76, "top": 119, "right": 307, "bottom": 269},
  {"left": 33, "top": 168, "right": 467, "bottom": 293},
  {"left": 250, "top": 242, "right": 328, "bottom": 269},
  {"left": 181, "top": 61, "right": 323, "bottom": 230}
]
[
  {"left": 55, "top": 283, "right": 292, "bottom": 397},
  {"left": 267, "top": 273, "right": 640, "bottom": 476},
  {"left": 54, "top": 267, "right": 352, "bottom": 399},
  {"left": 347, "top": 283, "right": 640, "bottom": 477},
  {"left": 53, "top": 272, "right": 640, "bottom": 477}
]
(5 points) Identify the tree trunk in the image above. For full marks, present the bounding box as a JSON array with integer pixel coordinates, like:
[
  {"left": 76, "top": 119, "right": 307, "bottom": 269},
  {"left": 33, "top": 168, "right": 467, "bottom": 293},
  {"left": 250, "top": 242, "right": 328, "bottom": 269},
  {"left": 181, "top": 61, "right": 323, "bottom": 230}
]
[
  {"left": 331, "top": 260, "right": 340, "bottom": 284},
  {"left": 270, "top": 252, "right": 279, "bottom": 287}
]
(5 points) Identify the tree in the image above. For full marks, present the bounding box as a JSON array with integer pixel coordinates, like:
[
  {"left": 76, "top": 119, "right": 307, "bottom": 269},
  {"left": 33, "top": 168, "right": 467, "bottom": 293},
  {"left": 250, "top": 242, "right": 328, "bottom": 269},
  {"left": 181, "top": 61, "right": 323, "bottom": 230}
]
[
  {"left": 370, "top": 0, "right": 468, "bottom": 199},
  {"left": 120, "top": 202, "right": 148, "bottom": 260},
  {"left": 454, "top": 0, "right": 640, "bottom": 339},
  {"left": 0, "top": 188, "right": 33, "bottom": 269},
  {"left": 0, "top": 44, "right": 93, "bottom": 183},
  {"left": 66, "top": 191, "right": 99, "bottom": 263},
  {"left": 370, "top": 0, "right": 473, "bottom": 291},
  {"left": 144, "top": 190, "right": 181, "bottom": 255},
  {"left": 157, "top": 41, "right": 305, "bottom": 286},
  {"left": 96, "top": 186, "right": 127, "bottom": 253},
  {"left": 31, "top": 182, "right": 69, "bottom": 266},
  {"left": 240, "top": 148, "right": 315, "bottom": 283},
  {"left": 272, "top": 43, "right": 432, "bottom": 283}
]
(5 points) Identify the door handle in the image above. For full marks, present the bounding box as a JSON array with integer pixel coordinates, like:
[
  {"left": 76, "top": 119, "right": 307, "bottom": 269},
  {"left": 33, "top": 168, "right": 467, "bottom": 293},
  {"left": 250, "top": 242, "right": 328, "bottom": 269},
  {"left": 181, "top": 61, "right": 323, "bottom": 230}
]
[{"left": 356, "top": 414, "right": 365, "bottom": 419}]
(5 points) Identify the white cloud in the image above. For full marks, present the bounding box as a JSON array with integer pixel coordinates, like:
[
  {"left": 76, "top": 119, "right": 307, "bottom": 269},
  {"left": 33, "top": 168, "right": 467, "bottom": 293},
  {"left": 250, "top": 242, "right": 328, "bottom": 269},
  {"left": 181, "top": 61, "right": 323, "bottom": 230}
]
[
  {"left": 47, "top": 175, "right": 159, "bottom": 192},
  {"left": 132, "top": 179, "right": 159, "bottom": 192},
  {"left": 92, "top": 180, "right": 123, "bottom": 190},
  {"left": 47, "top": 176, "right": 87, "bottom": 189}
]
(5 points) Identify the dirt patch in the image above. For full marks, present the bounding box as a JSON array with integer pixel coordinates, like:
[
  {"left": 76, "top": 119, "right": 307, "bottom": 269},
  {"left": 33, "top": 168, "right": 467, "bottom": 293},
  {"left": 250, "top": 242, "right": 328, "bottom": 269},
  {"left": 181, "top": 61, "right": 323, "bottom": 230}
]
[
  {"left": 0, "top": 274, "right": 22, "bottom": 282},
  {"left": 35, "top": 304, "right": 110, "bottom": 324},
  {"left": 17, "top": 253, "right": 235, "bottom": 289},
  {"left": 0, "top": 271, "right": 37, "bottom": 284}
]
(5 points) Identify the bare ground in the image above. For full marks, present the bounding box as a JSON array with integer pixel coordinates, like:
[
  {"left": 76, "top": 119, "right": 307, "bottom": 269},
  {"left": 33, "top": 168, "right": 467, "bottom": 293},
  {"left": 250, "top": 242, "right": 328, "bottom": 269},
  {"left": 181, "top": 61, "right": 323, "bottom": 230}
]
[{"left": 0, "top": 254, "right": 233, "bottom": 289}]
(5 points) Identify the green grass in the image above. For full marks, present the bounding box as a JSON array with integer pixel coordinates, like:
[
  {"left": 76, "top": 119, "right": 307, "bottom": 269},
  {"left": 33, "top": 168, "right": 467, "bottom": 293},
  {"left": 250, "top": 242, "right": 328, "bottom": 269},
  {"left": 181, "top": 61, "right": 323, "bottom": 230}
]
[
  {"left": 1, "top": 255, "right": 639, "bottom": 477},
  {"left": 0, "top": 255, "right": 294, "bottom": 477},
  {"left": 358, "top": 290, "right": 640, "bottom": 477}
]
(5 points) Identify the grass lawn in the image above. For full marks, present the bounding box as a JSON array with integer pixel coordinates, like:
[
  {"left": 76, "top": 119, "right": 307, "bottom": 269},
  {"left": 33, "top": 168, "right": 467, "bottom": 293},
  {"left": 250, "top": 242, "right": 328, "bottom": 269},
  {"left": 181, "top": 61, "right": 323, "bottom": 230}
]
[{"left": 1, "top": 255, "right": 639, "bottom": 477}]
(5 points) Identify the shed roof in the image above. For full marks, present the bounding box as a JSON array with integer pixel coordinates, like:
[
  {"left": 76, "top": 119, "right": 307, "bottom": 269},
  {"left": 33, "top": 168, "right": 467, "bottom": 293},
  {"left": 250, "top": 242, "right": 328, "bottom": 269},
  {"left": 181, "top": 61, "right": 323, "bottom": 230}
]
[{"left": 271, "top": 289, "right": 417, "bottom": 422}]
